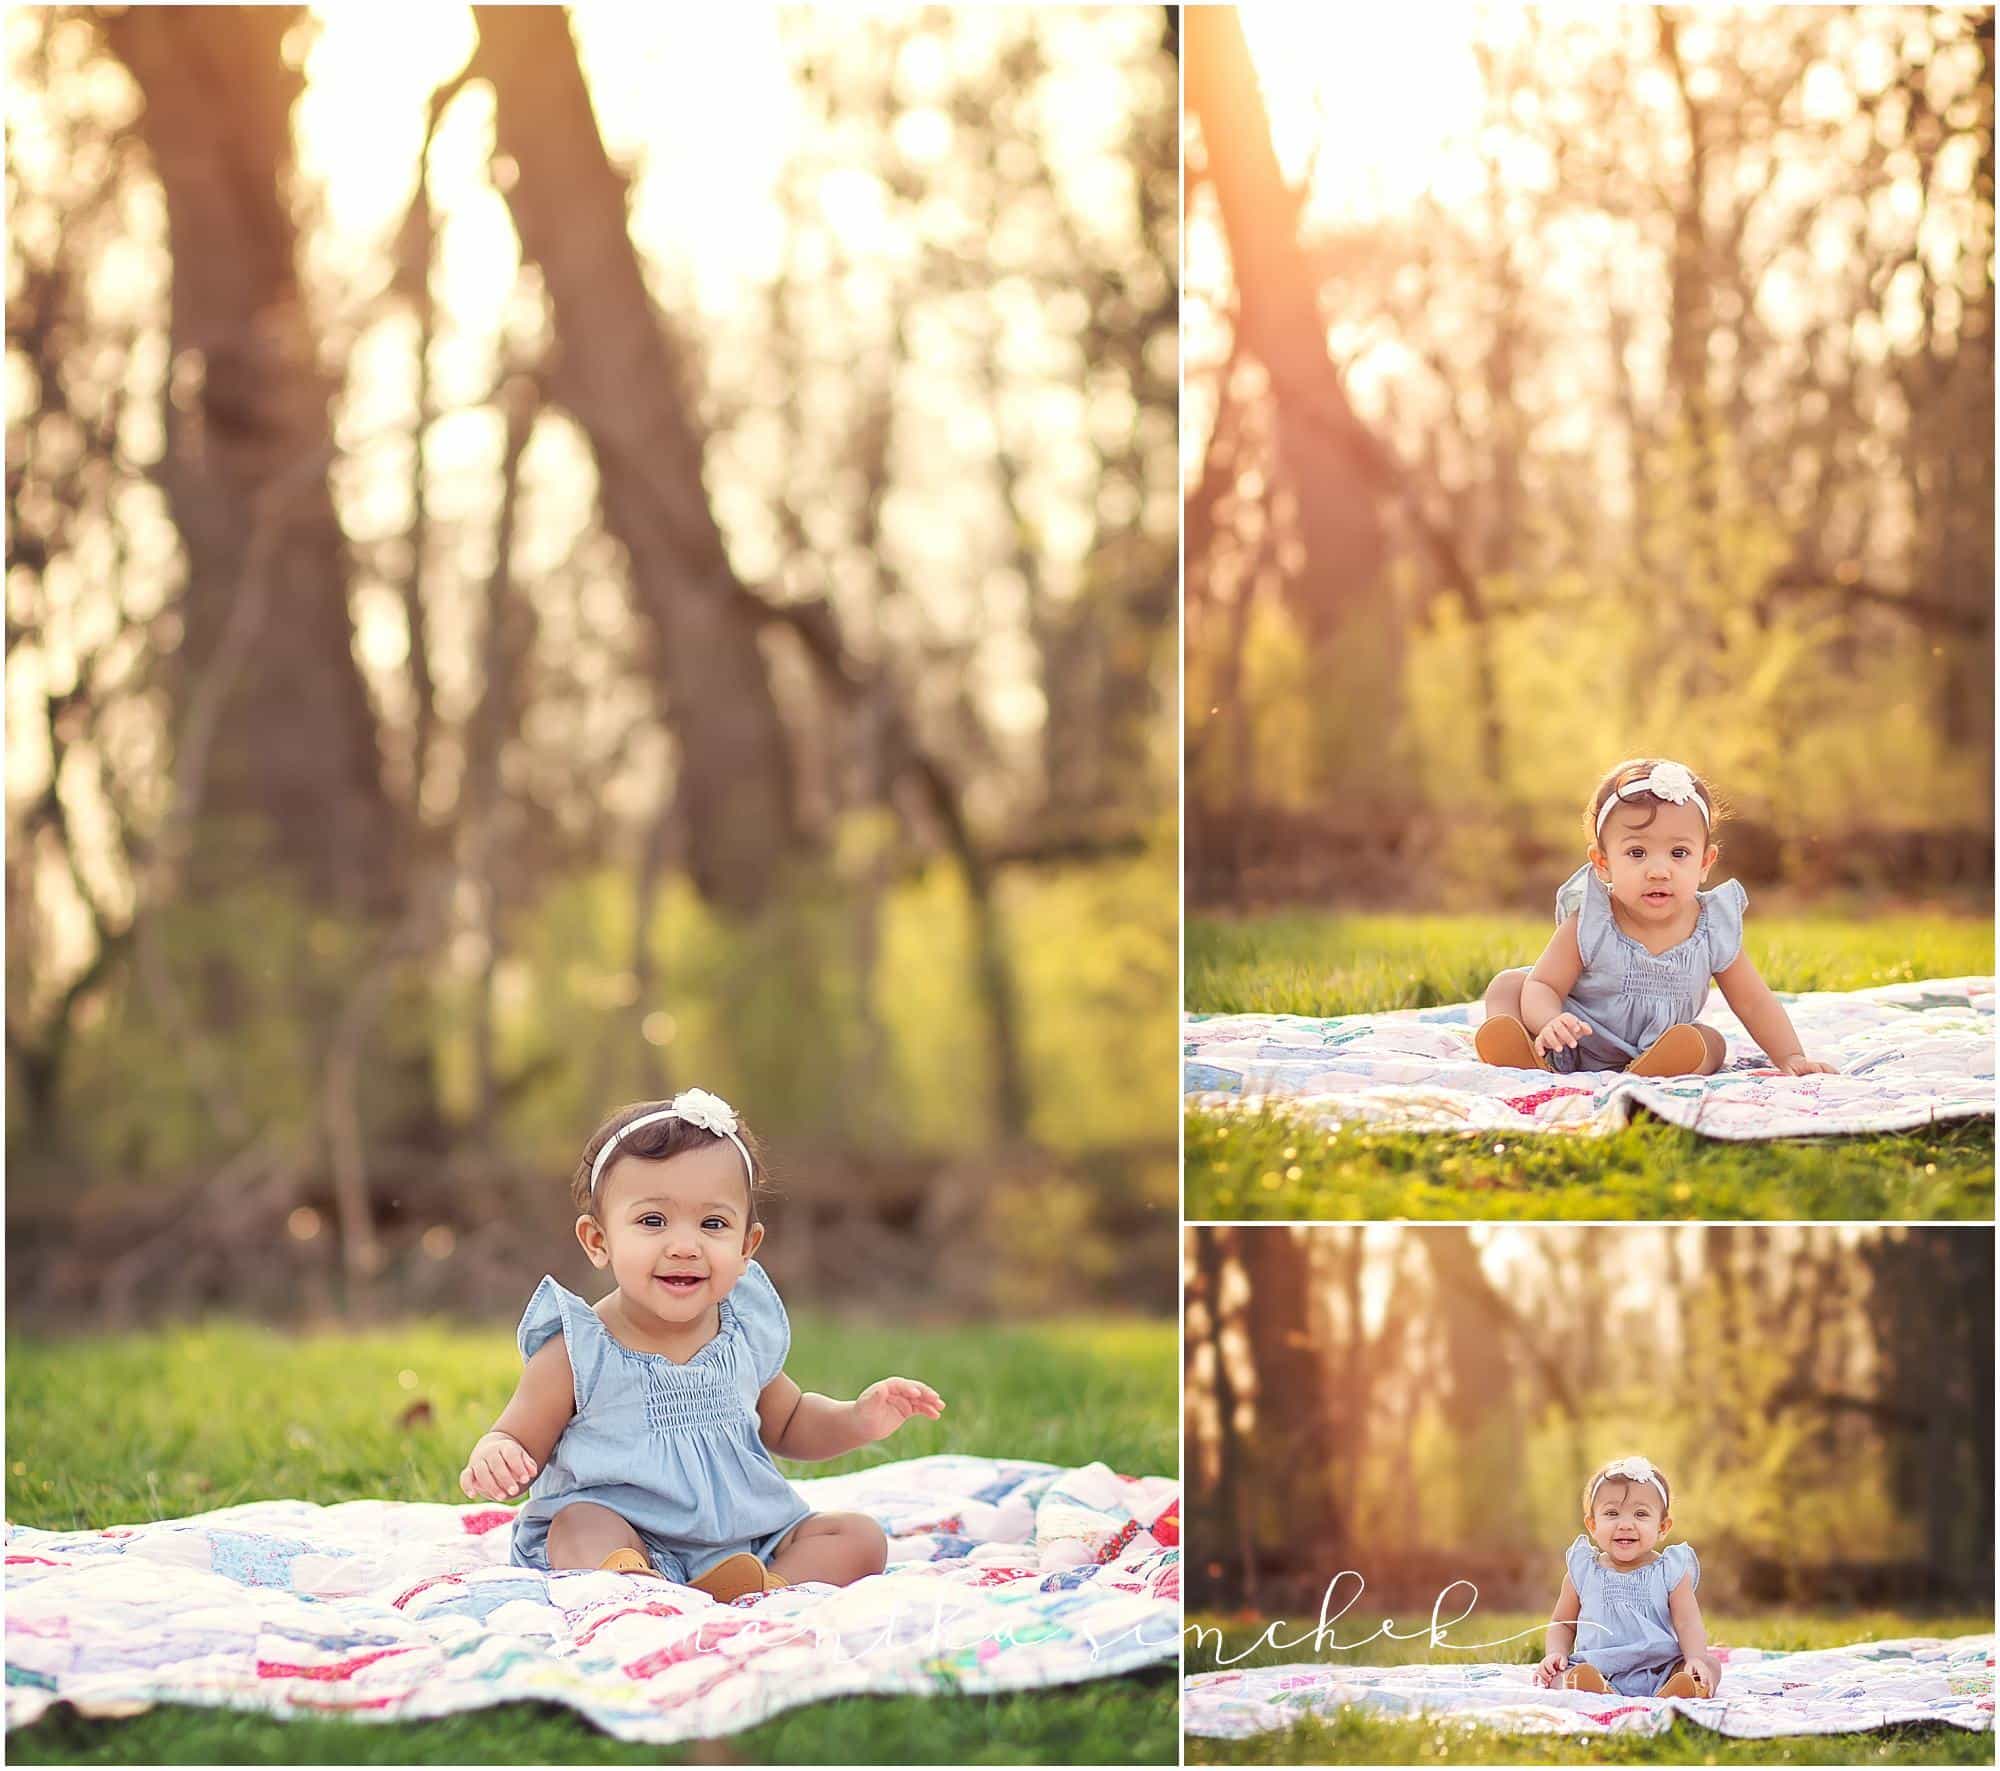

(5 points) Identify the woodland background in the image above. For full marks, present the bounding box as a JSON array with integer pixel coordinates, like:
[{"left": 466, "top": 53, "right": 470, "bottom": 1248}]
[
  {"left": 1186, "top": 1225, "right": 1995, "bottom": 1617},
  {"left": 1184, "top": 5, "right": 1994, "bottom": 910},
  {"left": 5, "top": 5, "right": 1180, "bottom": 1325}
]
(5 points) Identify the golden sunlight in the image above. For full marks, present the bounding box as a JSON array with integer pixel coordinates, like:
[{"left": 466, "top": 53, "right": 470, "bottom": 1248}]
[{"left": 1237, "top": 3, "right": 1498, "bottom": 220}]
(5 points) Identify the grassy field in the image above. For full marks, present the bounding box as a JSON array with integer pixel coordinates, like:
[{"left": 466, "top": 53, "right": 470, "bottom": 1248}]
[
  {"left": 1186, "top": 910, "right": 1994, "bottom": 1220},
  {"left": 5, "top": 1311, "right": 1177, "bottom": 1765},
  {"left": 1184, "top": 1608, "right": 1995, "bottom": 1765}
]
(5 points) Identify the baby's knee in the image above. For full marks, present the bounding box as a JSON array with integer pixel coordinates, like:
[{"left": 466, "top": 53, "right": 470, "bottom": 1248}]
[
  {"left": 1483, "top": 968, "right": 1530, "bottom": 1009},
  {"left": 832, "top": 1512, "right": 889, "bottom": 1577},
  {"left": 546, "top": 1500, "right": 639, "bottom": 1559}
]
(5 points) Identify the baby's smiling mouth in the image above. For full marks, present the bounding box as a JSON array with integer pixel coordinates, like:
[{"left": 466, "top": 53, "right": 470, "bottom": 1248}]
[{"left": 656, "top": 1273, "right": 706, "bottom": 1290}]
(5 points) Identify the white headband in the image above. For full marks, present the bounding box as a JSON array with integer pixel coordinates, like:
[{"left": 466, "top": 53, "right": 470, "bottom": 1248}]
[
  {"left": 1589, "top": 1456, "right": 1669, "bottom": 1512},
  {"left": 1595, "top": 761, "right": 1711, "bottom": 839},
  {"left": 588, "top": 1089, "right": 754, "bottom": 1204}
]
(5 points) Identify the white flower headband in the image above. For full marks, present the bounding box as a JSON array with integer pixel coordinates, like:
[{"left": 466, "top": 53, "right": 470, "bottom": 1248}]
[
  {"left": 588, "top": 1088, "right": 754, "bottom": 1204},
  {"left": 1589, "top": 1455, "right": 1670, "bottom": 1512},
  {"left": 1595, "top": 760, "right": 1711, "bottom": 839}
]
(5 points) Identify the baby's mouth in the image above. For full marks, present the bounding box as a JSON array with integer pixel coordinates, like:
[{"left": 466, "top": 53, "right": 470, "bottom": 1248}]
[
  {"left": 1641, "top": 889, "right": 1674, "bottom": 904},
  {"left": 656, "top": 1273, "right": 706, "bottom": 1292}
]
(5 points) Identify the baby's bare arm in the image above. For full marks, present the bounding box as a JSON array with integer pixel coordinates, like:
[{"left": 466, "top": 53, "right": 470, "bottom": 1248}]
[
  {"left": 1534, "top": 1573, "right": 1582, "bottom": 1684},
  {"left": 1546, "top": 1572, "right": 1581, "bottom": 1657},
  {"left": 1714, "top": 951, "right": 1830, "bottom": 1071},
  {"left": 1666, "top": 1573, "right": 1719, "bottom": 1688},
  {"left": 1521, "top": 916, "right": 1585, "bottom": 1034},
  {"left": 460, "top": 1339, "right": 577, "bottom": 1500},
  {"left": 756, "top": 1370, "right": 945, "bottom": 1460}
]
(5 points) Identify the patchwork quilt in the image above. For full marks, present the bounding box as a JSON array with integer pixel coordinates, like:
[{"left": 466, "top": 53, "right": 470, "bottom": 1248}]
[
  {"left": 1183, "top": 1634, "right": 1995, "bottom": 1739},
  {"left": 1186, "top": 978, "right": 1994, "bottom": 1139},
  {"left": 4, "top": 1455, "right": 1179, "bottom": 1743}
]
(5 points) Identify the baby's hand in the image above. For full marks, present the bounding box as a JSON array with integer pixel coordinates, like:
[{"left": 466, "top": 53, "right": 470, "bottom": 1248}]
[
  {"left": 852, "top": 1377, "right": 946, "bottom": 1443},
  {"left": 1777, "top": 1052, "right": 1837, "bottom": 1076},
  {"left": 1533, "top": 1013, "right": 1593, "bottom": 1057},
  {"left": 1688, "top": 1651, "right": 1721, "bottom": 1695},
  {"left": 1533, "top": 1650, "right": 1568, "bottom": 1686},
  {"left": 460, "top": 1430, "right": 537, "bottom": 1502}
]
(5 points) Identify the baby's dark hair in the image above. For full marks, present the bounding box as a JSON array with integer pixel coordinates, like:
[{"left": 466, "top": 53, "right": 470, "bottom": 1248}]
[
  {"left": 572, "top": 1100, "right": 766, "bottom": 1226},
  {"left": 1585, "top": 758, "right": 1727, "bottom": 847}
]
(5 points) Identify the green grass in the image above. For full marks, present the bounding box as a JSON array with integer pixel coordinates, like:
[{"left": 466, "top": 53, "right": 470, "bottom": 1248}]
[
  {"left": 5, "top": 1313, "right": 1177, "bottom": 1765},
  {"left": 1186, "top": 911, "right": 1995, "bottom": 1221},
  {"left": 1185, "top": 1608, "right": 1995, "bottom": 1764}
]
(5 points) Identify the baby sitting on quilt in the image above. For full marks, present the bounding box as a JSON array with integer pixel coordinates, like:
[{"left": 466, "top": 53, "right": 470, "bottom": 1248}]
[
  {"left": 1534, "top": 1455, "right": 1722, "bottom": 1699},
  {"left": 459, "top": 1089, "right": 944, "bottom": 1600},
  {"left": 1475, "top": 757, "right": 1836, "bottom": 1079}
]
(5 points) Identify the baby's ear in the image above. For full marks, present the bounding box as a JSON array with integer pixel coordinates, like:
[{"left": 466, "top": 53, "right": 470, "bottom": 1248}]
[
  {"left": 743, "top": 1220, "right": 765, "bottom": 1258},
  {"left": 575, "top": 1212, "right": 610, "bottom": 1268}
]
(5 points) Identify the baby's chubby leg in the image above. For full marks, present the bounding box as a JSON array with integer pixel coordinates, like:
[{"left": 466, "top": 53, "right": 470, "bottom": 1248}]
[
  {"left": 545, "top": 1500, "right": 649, "bottom": 1571},
  {"left": 1482, "top": 968, "right": 1530, "bottom": 1021},
  {"left": 1693, "top": 1024, "right": 1726, "bottom": 1074},
  {"left": 1475, "top": 969, "right": 1552, "bottom": 1071},
  {"left": 767, "top": 1511, "right": 889, "bottom": 1588}
]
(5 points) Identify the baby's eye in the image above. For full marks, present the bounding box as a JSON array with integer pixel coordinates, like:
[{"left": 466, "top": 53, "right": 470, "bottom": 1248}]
[
  {"left": 702, "top": 1217, "right": 731, "bottom": 1232},
  {"left": 638, "top": 1214, "right": 665, "bottom": 1229},
  {"left": 1672, "top": 848, "right": 1691, "bottom": 859},
  {"left": 1626, "top": 848, "right": 1645, "bottom": 859}
]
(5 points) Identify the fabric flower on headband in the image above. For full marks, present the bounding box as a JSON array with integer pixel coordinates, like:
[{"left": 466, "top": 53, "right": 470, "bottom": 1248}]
[
  {"left": 669, "top": 1088, "right": 738, "bottom": 1138},
  {"left": 1637, "top": 762, "right": 1698, "bottom": 805}
]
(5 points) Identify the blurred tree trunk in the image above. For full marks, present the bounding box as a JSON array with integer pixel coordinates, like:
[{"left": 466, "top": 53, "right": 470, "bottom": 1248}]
[
  {"left": 471, "top": 6, "right": 796, "bottom": 914},
  {"left": 1422, "top": 1227, "right": 1527, "bottom": 1542},
  {"left": 1238, "top": 1227, "right": 1341, "bottom": 1555},
  {"left": 1860, "top": 1231, "right": 1995, "bottom": 1589},
  {"left": 1900, "top": 11, "right": 1995, "bottom": 785},
  {"left": 1184, "top": 6, "right": 1407, "bottom": 832},
  {"left": 97, "top": 4, "right": 398, "bottom": 912},
  {"left": 1188, "top": 1227, "right": 1245, "bottom": 1608}
]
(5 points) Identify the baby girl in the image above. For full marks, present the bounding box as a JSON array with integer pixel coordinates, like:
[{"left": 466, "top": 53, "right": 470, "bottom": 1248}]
[
  {"left": 1477, "top": 758, "right": 1835, "bottom": 1078},
  {"left": 1535, "top": 1455, "right": 1721, "bottom": 1699},
  {"left": 460, "top": 1089, "right": 944, "bottom": 1599}
]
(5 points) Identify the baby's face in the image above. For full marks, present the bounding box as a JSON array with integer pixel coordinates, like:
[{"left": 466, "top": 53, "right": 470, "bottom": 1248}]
[
  {"left": 1590, "top": 800, "right": 1717, "bottom": 927},
  {"left": 1586, "top": 1478, "right": 1670, "bottom": 1566},
  {"left": 582, "top": 1140, "right": 761, "bottom": 1327}
]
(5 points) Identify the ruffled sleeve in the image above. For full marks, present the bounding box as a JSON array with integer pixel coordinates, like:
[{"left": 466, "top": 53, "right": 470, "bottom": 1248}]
[
  {"left": 1555, "top": 865, "right": 1612, "bottom": 971},
  {"left": 729, "top": 1260, "right": 792, "bottom": 1388},
  {"left": 1563, "top": 1533, "right": 1597, "bottom": 1594},
  {"left": 516, "top": 1276, "right": 609, "bottom": 1414},
  {"left": 1701, "top": 878, "right": 1748, "bottom": 973},
  {"left": 1660, "top": 1540, "right": 1700, "bottom": 1592}
]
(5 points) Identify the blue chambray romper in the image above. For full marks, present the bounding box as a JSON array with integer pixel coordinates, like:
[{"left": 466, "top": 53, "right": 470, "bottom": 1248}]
[
  {"left": 1565, "top": 1535, "right": 1701, "bottom": 1695},
  {"left": 1546, "top": 865, "right": 1748, "bottom": 1074},
  {"left": 507, "top": 1260, "right": 811, "bottom": 1584}
]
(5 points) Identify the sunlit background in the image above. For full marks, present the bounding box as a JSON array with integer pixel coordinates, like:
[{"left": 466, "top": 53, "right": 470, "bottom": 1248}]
[
  {"left": 1185, "top": 4, "right": 1993, "bottom": 909},
  {"left": 5, "top": 5, "right": 1179, "bottom": 1324},
  {"left": 1186, "top": 1225, "right": 1994, "bottom": 1621}
]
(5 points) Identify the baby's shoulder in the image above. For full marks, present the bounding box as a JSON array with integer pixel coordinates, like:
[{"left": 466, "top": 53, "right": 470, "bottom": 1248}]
[
  {"left": 729, "top": 1259, "right": 792, "bottom": 1384},
  {"left": 1660, "top": 1540, "right": 1701, "bottom": 1588}
]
